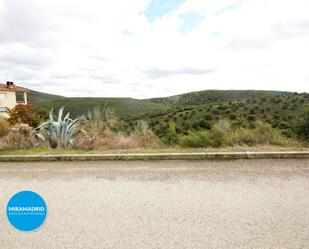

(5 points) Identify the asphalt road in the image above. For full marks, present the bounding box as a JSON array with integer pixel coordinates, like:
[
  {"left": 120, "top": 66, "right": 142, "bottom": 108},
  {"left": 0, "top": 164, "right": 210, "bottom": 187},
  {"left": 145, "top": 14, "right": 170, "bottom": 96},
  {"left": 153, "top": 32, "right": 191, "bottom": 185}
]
[{"left": 0, "top": 159, "right": 308, "bottom": 249}]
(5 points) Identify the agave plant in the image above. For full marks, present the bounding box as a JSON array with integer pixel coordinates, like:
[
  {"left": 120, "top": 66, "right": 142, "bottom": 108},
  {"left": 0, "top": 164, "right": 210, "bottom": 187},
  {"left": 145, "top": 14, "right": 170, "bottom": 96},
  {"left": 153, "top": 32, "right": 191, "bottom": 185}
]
[{"left": 37, "top": 107, "right": 86, "bottom": 148}]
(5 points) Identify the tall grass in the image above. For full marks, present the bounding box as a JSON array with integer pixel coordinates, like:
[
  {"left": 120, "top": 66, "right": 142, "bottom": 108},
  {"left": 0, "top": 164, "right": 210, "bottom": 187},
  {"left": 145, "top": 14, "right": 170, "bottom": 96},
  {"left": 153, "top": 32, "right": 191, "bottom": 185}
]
[
  {"left": 0, "top": 117, "right": 9, "bottom": 138},
  {"left": 0, "top": 127, "right": 46, "bottom": 149},
  {"left": 180, "top": 120, "right": 289, "bottom": 148},
  {"left": 74, "top": 109, "right": 160, "bottom": 150}
]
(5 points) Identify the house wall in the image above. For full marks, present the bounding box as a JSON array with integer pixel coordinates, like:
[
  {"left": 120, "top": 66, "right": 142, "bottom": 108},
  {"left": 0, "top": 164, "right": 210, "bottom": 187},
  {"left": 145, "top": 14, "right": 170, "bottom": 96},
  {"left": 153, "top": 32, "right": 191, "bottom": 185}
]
[
  {"left": 24, "top": 92, "right": 28, "bottom": 104},
  {"left": 0, "top": 91, "right": 17, "bottom": 109},
  {"left": 0, "top": 112, "right": 10, "bottom": 118}
]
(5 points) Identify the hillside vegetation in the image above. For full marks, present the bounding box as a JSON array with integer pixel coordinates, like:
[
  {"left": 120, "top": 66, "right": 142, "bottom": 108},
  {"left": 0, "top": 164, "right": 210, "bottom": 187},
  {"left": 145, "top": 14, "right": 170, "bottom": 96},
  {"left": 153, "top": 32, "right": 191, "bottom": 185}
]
[
  {"left": 148, "top": 90, "right": 291, "bottom": 106},
  {"left": 32, "top": 97, "right": 168, "bottom": 118},
  {"left": 29, "top": 89, "right": 292, "bottom": 118},
  {"left": 9, "top": 88, "right": 306, "bottom": 150},
  {"left": 28, "top": 90, "right": 65, "bottom": 103},
  {"left": 128, "top": 92, "right": 309, "bottom": 144}
]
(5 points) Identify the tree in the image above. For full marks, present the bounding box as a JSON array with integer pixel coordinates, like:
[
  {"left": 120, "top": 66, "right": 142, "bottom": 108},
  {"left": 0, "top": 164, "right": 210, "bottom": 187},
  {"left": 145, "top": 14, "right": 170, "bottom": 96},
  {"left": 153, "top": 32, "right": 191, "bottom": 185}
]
[
  {"left": 296, "top": 110, "right": 309, "bottom": 141},
  {"left": 8, "top": 104, "right": 37, "bottom": 126}
]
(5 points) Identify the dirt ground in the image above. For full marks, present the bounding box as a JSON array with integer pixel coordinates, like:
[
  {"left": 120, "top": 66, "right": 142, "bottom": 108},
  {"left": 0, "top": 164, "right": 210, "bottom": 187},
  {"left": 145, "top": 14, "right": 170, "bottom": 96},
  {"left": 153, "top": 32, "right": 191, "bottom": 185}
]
[{"left": 0, "top": 159, "right": 308, "bottom": 249}]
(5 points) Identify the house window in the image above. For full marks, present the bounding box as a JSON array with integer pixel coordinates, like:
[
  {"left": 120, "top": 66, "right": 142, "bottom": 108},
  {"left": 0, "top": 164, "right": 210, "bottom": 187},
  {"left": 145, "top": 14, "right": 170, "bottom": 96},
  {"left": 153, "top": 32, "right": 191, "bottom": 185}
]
[
  {"left": 0, "top": 107, "right": 8, "bottom": 113},
  {"left": 16, "top": 92, "right": 25, "bottom": 103},
  {"left": 0, "top": 93, "right": 6, "bottom": 100}
]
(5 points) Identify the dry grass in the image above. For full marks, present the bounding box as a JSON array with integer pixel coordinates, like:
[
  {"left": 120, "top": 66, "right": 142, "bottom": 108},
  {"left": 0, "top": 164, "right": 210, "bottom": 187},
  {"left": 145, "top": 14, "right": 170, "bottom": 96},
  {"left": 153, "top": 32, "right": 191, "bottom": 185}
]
[
  {"left": 0, "top": 127, "right": 47, "bottom": 150},
  {"left": 0, "top": 117, "right": 10, "bottom": 138},
  {"left": 74, "top": 132, "right": 161, "bottom": 150}
]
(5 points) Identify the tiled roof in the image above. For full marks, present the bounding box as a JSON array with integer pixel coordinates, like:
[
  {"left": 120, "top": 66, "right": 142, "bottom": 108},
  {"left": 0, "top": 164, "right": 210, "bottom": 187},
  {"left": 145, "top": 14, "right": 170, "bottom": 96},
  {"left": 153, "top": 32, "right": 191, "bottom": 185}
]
[{"left": 0, "top": 83, "right": 29, "bottom": 92}]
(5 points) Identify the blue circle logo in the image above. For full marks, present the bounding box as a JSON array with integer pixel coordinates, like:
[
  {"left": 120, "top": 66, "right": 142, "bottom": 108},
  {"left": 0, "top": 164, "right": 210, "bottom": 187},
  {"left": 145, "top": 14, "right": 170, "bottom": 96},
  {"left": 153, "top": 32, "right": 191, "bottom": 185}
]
[{"left": 6, "top": 191, "right": 47, "bottom": 232}]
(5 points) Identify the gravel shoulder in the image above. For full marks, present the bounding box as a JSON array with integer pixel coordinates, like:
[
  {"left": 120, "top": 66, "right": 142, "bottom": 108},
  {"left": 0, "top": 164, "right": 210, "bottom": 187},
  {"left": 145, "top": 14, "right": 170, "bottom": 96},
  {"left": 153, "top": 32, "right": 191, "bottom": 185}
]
[{"left": 0, "top": 159, "right": 308, "bottom": 249}]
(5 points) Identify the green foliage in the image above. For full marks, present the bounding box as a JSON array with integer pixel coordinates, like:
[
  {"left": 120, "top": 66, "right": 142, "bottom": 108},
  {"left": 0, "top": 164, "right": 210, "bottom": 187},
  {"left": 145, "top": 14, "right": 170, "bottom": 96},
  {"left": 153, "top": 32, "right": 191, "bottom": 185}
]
[
  {"left": 180, "top": 120, "right": 288, "bottom": 148},
  {"left": 161, "top": 122, "right": 179, "bottom": 145},
  {"left": 29, "top": 88, "right": 309, "bottom": 146},
  {"left": 33, "top": 97, "right": 168, "bottom": 119},
  {"left": 229, "top": 122, "right": 288, "bottom": 146},
  {"left": 136, "top": 92, "right": 309, "bottom": 144},
  {"left": 204, "top": 114, "right": 213, "bottom": 120},
  {"left": 28, "top": 90, "right": 65, "bottom": 103},
  {"left": 180, "top": 120, "right": 229, "bottom": 148},
  {"left": 149, "top": 90, "right": 291, "bottom": 106},
  {"left": 179, "top": 131, "right": 210, "bottom": 148},
  {"left": 296, "top": 109, "right": 309, "bottom": 141}
]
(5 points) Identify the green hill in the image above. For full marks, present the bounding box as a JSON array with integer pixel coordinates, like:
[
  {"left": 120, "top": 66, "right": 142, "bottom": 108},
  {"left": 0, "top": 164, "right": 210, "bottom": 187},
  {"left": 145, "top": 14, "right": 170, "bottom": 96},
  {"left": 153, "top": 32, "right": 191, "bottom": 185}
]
[
  {"left": 28, "top": 90, "right": 65, "bottom": 103},
  {"left": 28, "top": 89, "right": 294, "bottom": 119},
  {"left": 149, "top": 90, "right": 292, "bottom": 106},
  {"left": 25, "top": 88, "right": 309, "bottom": 144},
  {"left": 131, "top": 92, "right": 309, "bottom": 142},
  {"left": 32, "top": 97, "right": 169, "bottom": 118}
]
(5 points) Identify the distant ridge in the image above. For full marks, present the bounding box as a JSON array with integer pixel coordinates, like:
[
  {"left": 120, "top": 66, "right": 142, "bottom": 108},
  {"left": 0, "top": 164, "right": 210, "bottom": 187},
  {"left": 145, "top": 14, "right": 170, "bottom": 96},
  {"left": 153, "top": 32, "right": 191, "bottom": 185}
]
[
  {"left": 27, "top": 89, "right": 294, "bottom": 117},
  {"left": 148, "top": 90, "right": 292, "bottom": 106},
  {"left": 28, "top": 89, "right": 65, "bottom": 103}
]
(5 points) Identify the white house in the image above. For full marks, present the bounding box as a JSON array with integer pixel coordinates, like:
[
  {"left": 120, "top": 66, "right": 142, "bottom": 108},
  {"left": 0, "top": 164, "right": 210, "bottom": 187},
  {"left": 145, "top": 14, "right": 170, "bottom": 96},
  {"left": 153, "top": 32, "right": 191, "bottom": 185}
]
[{"left": 0, "top": 82, "right": 28, "bottom": 118}]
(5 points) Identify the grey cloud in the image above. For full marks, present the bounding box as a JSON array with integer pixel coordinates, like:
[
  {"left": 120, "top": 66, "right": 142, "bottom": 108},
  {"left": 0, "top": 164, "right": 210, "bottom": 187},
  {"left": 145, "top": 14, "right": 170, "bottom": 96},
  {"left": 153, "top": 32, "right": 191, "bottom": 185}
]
[
  {"left": 89, "top": 72, "right": 122, "bottom": 84},
  {"left": 0, "top": 0, "right": 53, "bottom": 46},
  {"left": 20, "top": 82, "right": 43, "bottom": 89},
  {"left": 0, "top": 0, "right": 92, "bottom": 48},
  {"left": 10, "top": 68, "right": 41, "bottom": 81},
  {"left": 0, "top": 52, "right": 50, "bottom": 67},
  {"left": 142, "top": 67, "right": 215, "bottom": 78}
]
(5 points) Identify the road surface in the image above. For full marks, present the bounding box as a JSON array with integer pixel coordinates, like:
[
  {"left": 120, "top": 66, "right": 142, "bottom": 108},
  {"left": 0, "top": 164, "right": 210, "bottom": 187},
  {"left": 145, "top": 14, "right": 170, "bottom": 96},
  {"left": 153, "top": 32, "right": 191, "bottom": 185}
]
[{"left": 0, "top": 159, "right": 308, "bottom": 249}]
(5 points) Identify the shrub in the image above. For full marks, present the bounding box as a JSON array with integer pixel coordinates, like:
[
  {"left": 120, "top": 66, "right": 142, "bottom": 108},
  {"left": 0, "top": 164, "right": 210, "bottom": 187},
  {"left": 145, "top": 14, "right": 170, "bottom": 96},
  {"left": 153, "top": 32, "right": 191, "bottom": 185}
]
[
  {"left": 208, "top": 120, "right": 230, "bottom": 147},
  {"left": 229, "top": 122, "right": 288, "bottom": 146},
  {"left": 161, "top": 122, "right": 179, "bottom": 145},
  {"left": 199, "top": 120, "right": 211, "bottom": 129},
  {"left": 8, "top": 104, "right": 37, "bottom": 126},
  {"left": 228, "top": 127, "right": 258, "bottom": 146},
  {"left": 179, "top": 131, "right": 211, "bottom": 148},
  {"left": 229, "top": 113, "right": 237, "bottom": 120},
  {"left": 180, "top": 120, "right": 231, "bottom": 148},
  {"left": 217, "top": 105, "right": 228, "bottom": 111},
  {"left": 296, "top": 110, "right": 309, "bottom": 141},
  {"left": 180, "top": 120, "right": 288, "bottom": 148},
  {"left": 132, "top": 121, "right": 160, "bottom": 147},
  {"left": 204, "top": 114, "right": 213, "bottom": 121},
  {"left": 0, "top": 117, "right": 10, "bottom": 137},
  {"left": 248, "top": 115, "right": 256, "bottom": 121},
  {"left": 192, "top": 121, "right": 200, "bottom": 130},
  {"left": 211, "top": 109, "right": 220, "bottom": 115}
]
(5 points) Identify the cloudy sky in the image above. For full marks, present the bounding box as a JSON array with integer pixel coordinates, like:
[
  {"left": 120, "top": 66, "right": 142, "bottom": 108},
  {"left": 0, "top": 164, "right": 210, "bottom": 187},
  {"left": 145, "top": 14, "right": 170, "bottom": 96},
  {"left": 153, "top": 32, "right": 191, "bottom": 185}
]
[{"left": 0, "top": 0, "right": 308, "bottom": 98}]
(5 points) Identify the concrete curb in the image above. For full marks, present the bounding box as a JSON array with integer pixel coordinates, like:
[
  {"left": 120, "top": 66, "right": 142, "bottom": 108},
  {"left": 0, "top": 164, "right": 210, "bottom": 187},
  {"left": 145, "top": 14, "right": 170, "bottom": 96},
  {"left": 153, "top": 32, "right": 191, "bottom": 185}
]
[{"left": 1, "top": 151, "right": 309, "bottom": 162}]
